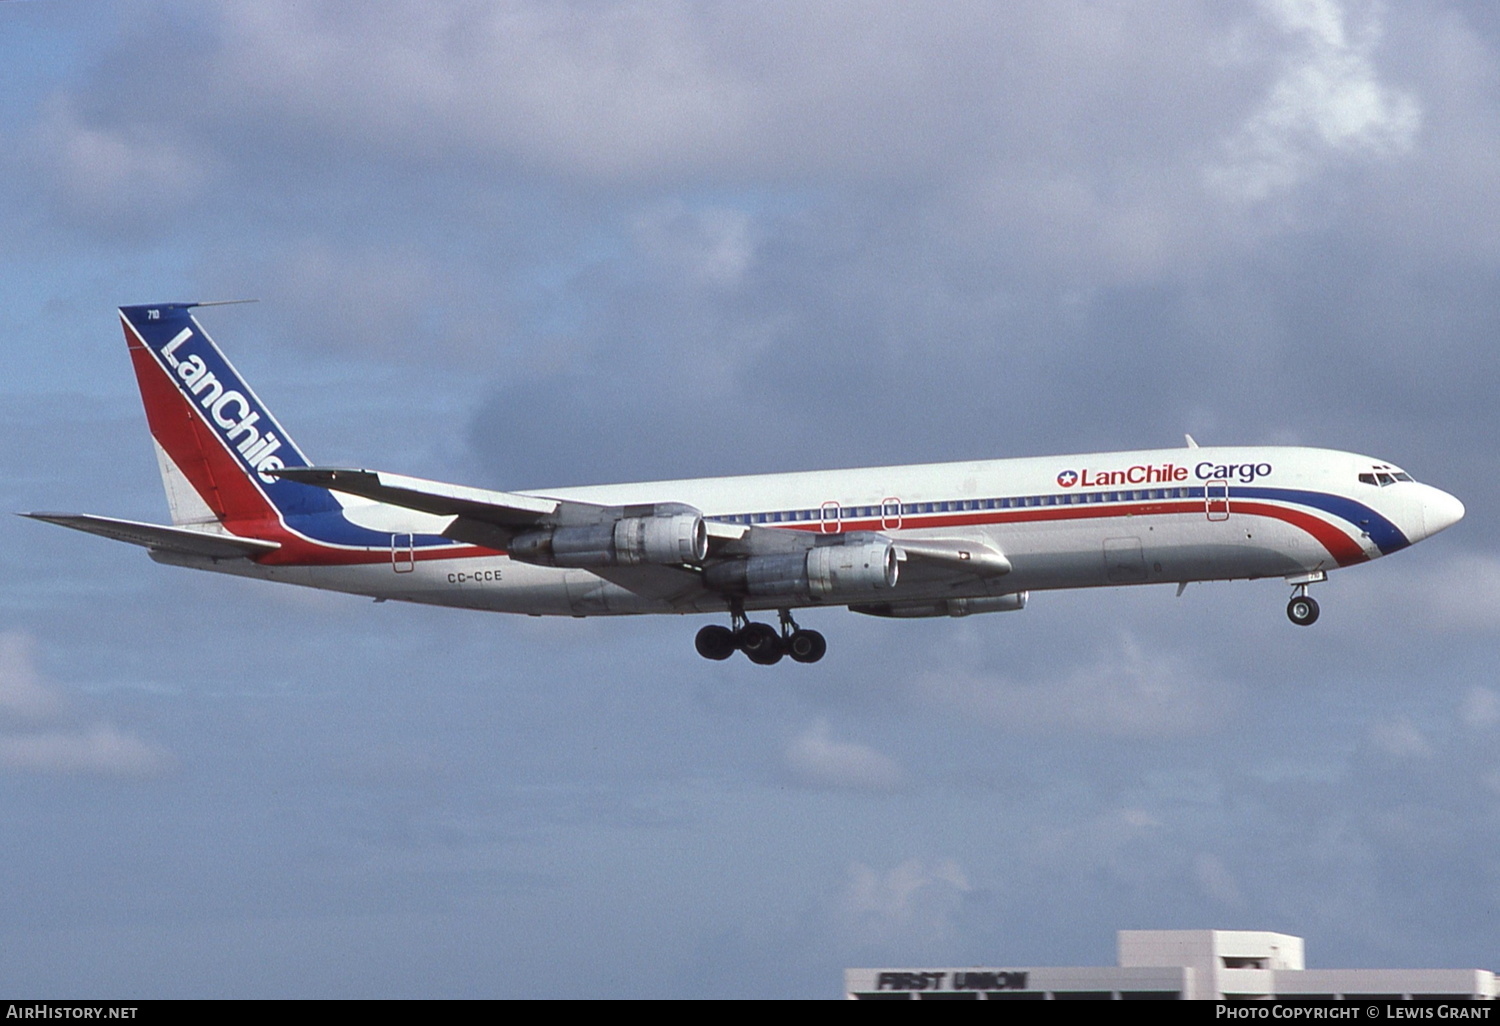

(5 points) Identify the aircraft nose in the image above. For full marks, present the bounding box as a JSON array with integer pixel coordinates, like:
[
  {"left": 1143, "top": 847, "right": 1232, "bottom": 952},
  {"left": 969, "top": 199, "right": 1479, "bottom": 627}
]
[{"left": 1420, "top": 485, "right": 1465, "bottom": 538}]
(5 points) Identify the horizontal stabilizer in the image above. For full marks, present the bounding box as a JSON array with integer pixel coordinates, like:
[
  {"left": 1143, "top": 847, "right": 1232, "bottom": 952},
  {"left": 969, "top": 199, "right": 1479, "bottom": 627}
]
[{"left": 20, "top": 512, "right": 280, "bottom": 559}]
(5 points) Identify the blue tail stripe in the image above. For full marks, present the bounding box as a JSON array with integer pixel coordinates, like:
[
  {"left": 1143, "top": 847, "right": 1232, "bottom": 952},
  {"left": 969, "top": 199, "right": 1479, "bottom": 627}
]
[{"left": 124, "top": 304, "right": 344, "bottom": 519}]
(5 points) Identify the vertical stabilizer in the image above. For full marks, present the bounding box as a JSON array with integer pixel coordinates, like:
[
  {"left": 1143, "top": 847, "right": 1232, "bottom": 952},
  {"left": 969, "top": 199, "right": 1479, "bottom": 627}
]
[{"left": 120, "top": 304, "right": 341, "bottom": 528}]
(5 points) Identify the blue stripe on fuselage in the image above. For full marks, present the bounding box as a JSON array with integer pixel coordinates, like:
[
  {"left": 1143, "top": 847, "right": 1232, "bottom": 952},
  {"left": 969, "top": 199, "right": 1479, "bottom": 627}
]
[
  {"left": 1229, "top": 486, "right": 1409, "bottom": 555},
  {"left": 282, "top": 510, "right": 457, "bottom": 550},
  {"left": 282, "top": 486, "right": 1409, "bottom": 557}
]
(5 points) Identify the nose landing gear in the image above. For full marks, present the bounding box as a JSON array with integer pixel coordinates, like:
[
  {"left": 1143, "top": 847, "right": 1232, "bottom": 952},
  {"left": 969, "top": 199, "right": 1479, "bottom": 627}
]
[
  {"left": 1285, "top": 571, "right": 1326, "bottom": 626},
  {"left": 695, "top": 605, "right": 827, "bottom": 664},
  {"left": 1287, "top": 593, "right": 1320, "bottom": 626}
]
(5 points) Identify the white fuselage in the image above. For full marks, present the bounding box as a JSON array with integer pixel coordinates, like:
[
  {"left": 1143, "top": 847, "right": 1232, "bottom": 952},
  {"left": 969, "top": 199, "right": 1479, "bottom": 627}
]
[{"left": 158, "top": 445, "right": 1463, "bottom": 619}]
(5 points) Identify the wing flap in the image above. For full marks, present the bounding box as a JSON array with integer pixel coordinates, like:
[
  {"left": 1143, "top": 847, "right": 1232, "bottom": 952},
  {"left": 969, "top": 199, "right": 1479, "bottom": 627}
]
[
  {"left": 895, "top": 537, "right": 1011, "bottom": 578},
  {"left": 21, "top": 512, "right": 279, "bottom": 559}
]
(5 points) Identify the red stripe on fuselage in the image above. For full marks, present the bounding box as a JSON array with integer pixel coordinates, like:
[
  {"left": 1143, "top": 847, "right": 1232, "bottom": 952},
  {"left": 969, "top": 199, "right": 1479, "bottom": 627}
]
[
  {"left": 237, "top": 520, "right": 499, "bottom": 566},
  {"left": 780, "top": 499, "right": 1370, "bottom": 567},
  {"left": 1229, "top": 501, "right": 1369, "bottom": 566}
]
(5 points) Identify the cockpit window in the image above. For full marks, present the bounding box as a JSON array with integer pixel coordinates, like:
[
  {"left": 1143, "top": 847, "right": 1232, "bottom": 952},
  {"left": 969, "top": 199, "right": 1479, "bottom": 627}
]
[{"left": 1360, "top": 469, "right": 1416, "bottom": 486}]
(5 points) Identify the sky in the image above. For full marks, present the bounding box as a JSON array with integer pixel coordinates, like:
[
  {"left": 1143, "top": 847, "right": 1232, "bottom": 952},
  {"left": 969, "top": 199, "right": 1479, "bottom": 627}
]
[{"left": 1, "top": 0, "right": 1498, "bottom": 999}]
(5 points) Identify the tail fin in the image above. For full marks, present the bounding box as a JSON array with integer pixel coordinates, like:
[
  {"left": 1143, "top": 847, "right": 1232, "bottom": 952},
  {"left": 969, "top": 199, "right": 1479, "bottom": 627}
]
[{"left": 120, "top": 304, "right": 341, "bottom": 527}]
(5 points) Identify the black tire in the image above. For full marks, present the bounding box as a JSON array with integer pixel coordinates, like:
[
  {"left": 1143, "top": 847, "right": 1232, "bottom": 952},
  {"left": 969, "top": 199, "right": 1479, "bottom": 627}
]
[
  {"left": 737, "top": 623, "right": 784, "bottom": 665},
  {"left": 787, "top": 629, "right": 827, "bottom": 664},
  {"left": 1287, "top": 595, "right": 1320, "bottom": 626},
  {"left": 695, "top": 624, "right": 736, "bottom": 660}
]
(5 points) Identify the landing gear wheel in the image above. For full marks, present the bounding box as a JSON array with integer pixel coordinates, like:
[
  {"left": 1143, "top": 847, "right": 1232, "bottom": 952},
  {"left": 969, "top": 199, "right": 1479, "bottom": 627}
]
[
  {"left": 737, "top": 622, "right": 784, "bottom": 665},
  {"left": 695, "top": 624, "right": 736, "bottom": 660},
  {"left": 1287, "top": 595, "right": 1320, "bottom": 626},
  {"left": 787, "top": 629, "right": 827, "bottom": 664}
]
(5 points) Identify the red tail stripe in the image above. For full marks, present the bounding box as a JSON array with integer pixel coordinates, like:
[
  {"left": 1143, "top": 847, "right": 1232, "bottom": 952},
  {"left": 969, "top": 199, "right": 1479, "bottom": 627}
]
[{"left": 125, "top": 318, "right": 281, "bottom": 524}]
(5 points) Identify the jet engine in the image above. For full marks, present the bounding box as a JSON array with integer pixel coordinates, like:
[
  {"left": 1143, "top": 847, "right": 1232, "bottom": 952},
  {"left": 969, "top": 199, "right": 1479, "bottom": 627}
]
[
  {"left": 509, "top": 511, "right": 708, "bottom": 568},
  {"left": 703, "top": 539, "right": 899, "bottom": 599}
]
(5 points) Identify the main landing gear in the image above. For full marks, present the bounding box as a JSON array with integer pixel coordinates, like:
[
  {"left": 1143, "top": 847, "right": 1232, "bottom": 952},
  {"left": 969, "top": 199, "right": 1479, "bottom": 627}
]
[
  {"left": 1285, "top": 571, "right": 1325, "bottom": 626},
  {"left": 695, "top": 606, "right": 827, "bottom": 665}
]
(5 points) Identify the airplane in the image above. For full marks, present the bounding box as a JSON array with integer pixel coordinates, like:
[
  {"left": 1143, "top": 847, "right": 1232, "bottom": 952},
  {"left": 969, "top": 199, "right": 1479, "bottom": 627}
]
[{"left": 24, "top": 303, "right": 1465, "bottom": 665}]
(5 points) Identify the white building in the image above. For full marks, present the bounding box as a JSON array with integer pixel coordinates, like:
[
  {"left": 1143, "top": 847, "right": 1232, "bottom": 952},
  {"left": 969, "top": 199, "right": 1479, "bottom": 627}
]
[{"left": 846, "top": 930, "right": 1497, "bottom": 1000}]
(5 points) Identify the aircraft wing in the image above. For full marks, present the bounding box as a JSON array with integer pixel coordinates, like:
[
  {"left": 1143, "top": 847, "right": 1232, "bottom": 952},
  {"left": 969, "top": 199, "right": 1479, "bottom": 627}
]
[
  {"left": 19, "top": 512, "right": 280, "bottom": 559},
  {"left": 277, "top": 466, "right": 764, "bottom": 554},
  {"left": 273, "top": 467, "right": 583, "bottom": 550},
  {"left": 273, "top": 467, "right": 1010, "bottom": 590}
]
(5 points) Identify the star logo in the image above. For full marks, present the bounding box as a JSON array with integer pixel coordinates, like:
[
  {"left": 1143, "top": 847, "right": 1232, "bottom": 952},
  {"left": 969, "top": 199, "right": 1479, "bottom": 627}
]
[{"left": 1057, "top": 470, "right": 1079, "bottom": 488}]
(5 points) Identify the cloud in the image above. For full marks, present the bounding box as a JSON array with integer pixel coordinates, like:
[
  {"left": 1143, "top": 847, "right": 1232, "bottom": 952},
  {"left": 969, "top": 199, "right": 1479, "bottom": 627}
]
[
  {"left": 1368, "top": 717, "right": 1434, "bottom": 759},
  {"left": 33, "top": 99, "right": 209, "bottom": 229},
  {"left": 1193, "top": 851, "right": 1247, "bottom": 907},
  {"left": 1340, "top": 553, "right": 1500, "bottom": 634},
  {"left": 0, "top": 631, "right": 63, "bottom": 722},
  {"left": 833, "top": 858, "right": 971, "bottom": 951},
  {"left": 0, "top": 630, "right": 171, "bottom": 778},
  {"left": 913, "top": 633, "right": 1228, "bottom": 737},
  {"left": 1207, "top": 0, "right": 1420, "bottom": 200},
  {"left": 246, "top": 240, "right": 457, "bottom": 358},
  {"left": 32, "top": 3, "right": 1302, "bottom": 187},
  {"left": 1460, "top": 687, "right": 1500, "bottom": 730},
  {"left": 630, "top": 201, "right": 758, "bottom": 289},
  {"left": 188, "top": 0, "right": 766, "bottom": 179},
  {"left": 0, "top": 723, "right": 172, "bottom": 777},
  {"left": 783, "top": 720, "right": 903, "bottom": 792}
]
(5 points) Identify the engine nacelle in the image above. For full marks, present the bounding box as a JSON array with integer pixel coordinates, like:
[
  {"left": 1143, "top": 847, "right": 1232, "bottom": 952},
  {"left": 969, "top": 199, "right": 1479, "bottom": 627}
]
[
  {"left": 509, "top": 512, "right": 707, "bottom": 568},
  {"left": 849, "top": 593, "right": 1028, "bottom": 618},
  {"left": 703, "top": 540, "right": 898, "bottom": 598},
  {"left": 612, "top": 512, "right": 708, "bottom": 565}
]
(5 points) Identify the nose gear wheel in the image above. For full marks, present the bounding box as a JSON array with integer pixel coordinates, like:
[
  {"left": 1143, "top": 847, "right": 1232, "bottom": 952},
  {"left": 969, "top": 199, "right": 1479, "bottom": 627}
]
[
  {"left": 1286, "top": 580, "right": 1321, "bottom": 626},
  {"left": 1287, "top": 594, "right": 1320, "bottom": 626}
]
